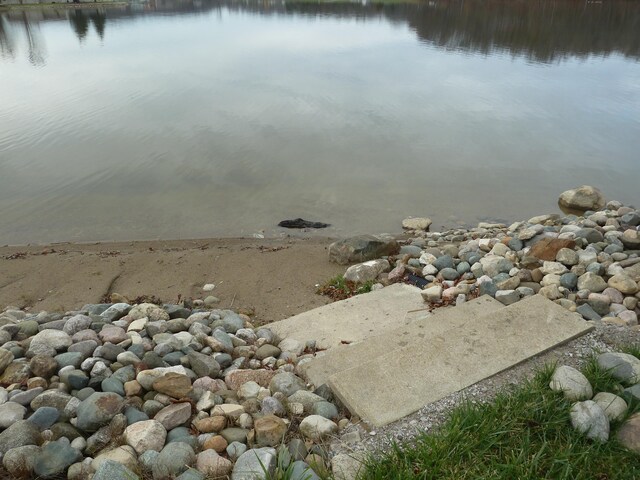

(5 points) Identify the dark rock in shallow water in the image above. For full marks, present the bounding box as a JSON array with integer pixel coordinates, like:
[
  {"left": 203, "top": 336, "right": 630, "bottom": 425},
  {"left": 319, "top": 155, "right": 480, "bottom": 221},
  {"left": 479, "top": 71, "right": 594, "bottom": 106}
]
[{"left": 278, "top": 218, "right": 330, "bottom": 229}]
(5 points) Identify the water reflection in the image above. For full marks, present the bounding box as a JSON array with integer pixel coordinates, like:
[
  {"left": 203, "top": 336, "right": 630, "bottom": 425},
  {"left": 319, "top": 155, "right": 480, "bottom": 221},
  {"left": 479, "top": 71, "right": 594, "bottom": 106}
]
[{"left": 1, "top": 0, "right": 639, "bottom": 64}]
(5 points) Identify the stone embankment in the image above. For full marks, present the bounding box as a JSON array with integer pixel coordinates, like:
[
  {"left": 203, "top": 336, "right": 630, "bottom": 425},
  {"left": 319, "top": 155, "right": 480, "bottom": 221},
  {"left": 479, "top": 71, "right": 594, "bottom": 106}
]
[
  {"left": 331, "top": 185, "right": 639, "bottom": 326},
  {"left": 0, "top": 302, "right": 354, "bottom": 479}
]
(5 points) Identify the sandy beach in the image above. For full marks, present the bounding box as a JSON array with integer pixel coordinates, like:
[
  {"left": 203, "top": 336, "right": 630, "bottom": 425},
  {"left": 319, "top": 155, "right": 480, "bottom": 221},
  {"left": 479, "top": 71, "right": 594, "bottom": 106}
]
[{"left": 0, "top": 236, "right": 345, "bottom": 323}]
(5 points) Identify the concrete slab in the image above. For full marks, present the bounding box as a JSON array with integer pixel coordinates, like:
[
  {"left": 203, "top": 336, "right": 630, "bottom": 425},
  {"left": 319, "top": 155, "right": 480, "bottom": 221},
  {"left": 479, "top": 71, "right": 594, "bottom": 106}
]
[
  {"left": 302, "top": 295, "right": 503, "bottom": 387},
  {"left": 268, "top": 284, "right": 425, "bottom": 349},
  {"left": 328, "top": 294, "right": 593, "bottom": 427}
]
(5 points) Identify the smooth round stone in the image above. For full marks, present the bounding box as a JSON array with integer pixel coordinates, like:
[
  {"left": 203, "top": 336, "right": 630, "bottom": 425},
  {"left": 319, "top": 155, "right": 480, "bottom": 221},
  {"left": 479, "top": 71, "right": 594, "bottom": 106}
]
[
  {"left": 33, "top": 440, "right": 83, "bottom": 478},
  {"left": 310, "top": 401, "right": 339, "bottom": 420},
  {"left": 439, "top": 268, "right": 459, "bottom": 280},
  {"left": 54, "top": 352, "right": 84, "bottom": 369},
  {"left": 549, "top": 365, "right": 593, "bottom": 401},
  {"left": 570, "top": 401, "right": 609, "bottom": 442},
  {"left": 586, "top": 263, "right": 605, "bottom": 276},
  {"left": 124, "top": 406, "right": 149, "bottom": 425},
  {"left": 167, "top": 427, "right": 192, "bottom": 443},
  {"left": 152, "top": 442, "right": 196, "bottom": 479},
  {"left": 101, "top": 377, "right": 125, "bottom": 396},
  {"left": 433, "top": 255, "right": 455, "bottom": 270},
  {"left": 75, "top": 387, "right": 95, "bottom": 401},
  {"left": 226, "top": 441, "right": 247, "bottom": 462},
  {"left": 560, "top": 273, "right": 578, "bottom": 289},
  {"left": 220, "top": 428, "right": 248, "bottom": 444},
  {"left": 593, "top": 392, "right": 627, "bottom": 421},
  {"left": 0, "top": 402, "right": 27, "bottom": 428},
  {"left": 28, "top": 406, "right": 60, "bottom": 430}
]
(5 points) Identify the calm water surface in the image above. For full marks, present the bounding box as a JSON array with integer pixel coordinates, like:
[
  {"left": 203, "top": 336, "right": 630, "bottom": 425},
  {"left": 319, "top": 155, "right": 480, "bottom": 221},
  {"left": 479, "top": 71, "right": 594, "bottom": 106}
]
[{"left": 1, "top": 0, "right": 639, "bottom": 244}]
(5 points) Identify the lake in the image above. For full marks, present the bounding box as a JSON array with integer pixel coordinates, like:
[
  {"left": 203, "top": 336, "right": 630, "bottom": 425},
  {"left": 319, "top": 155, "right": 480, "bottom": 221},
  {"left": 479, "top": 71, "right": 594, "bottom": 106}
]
[{"left": 1, "top": 0, "right": 639, "bottom": 245}]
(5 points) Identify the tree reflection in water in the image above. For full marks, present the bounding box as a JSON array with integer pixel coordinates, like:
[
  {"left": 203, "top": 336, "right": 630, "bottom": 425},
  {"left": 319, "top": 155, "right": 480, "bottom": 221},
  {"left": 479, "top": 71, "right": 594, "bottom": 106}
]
[{"left": 0, "top": 0, "right": 639, "bottom": 65}]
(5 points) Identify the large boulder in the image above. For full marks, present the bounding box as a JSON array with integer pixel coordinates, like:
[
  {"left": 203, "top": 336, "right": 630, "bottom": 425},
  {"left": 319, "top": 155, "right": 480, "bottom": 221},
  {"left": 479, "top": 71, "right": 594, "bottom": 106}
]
[
  {"left": 558, "top": 185, "right": 606, "bottom": 213},
  {"left": 329, "top": 235, "right": 399, "bottom": 265}
]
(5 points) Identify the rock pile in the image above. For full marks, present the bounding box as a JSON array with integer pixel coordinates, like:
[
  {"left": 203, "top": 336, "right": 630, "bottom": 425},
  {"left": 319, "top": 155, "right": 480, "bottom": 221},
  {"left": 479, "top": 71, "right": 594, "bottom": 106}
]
[
  {"left": 550, "top": 352, "right": 640, "bottom": 448},
  {"left": 333, "top": 191, "right": 639, "bottom": 325},
  {"left": 0, "top": 302, "right": 349, "bottom": 479}
]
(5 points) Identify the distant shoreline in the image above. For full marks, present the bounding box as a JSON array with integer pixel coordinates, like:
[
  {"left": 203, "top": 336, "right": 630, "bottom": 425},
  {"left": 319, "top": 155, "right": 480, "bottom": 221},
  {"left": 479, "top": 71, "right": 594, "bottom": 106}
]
[{"left": 0, "top": 1, "right": 126, "bottom": 10}]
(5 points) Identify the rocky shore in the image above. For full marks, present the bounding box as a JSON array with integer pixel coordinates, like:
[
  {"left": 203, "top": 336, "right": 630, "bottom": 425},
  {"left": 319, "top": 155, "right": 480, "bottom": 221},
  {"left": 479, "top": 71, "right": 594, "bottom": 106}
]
[
  {"left": 0, "top": 302, "right": 356, "bottom": 479},
  {"left": 0, "top": 185, "right": 638, "bottom": 479},
  {"left": 331, "top": 185, "right": 639, "bottom": 326}
]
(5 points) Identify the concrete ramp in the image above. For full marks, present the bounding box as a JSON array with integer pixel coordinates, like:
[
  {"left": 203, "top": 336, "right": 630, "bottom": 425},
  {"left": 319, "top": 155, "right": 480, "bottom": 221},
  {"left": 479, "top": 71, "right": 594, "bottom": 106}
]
[
  {"left": 328, "top": 295, "right": 593, "bottom": 427},
  {"left": 268, "top": 284, "right": 425, "bottom": 349},
  {"left": 302, "top": 295, "right": 503, "bottom": 387}
]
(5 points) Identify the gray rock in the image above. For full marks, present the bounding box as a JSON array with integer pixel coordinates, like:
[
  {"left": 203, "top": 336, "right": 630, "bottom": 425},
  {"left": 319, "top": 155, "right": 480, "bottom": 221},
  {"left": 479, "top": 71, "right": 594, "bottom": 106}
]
[
  {"left": 287, "top": 439, "right": 308, "bottom": 461},
  {"left": 139, "top": 450, "right": 159, "bottom": 472},
  {"left": 152, "top": 442, "right": 196, "bottom": 480},
  {"left": 28, "top": 406, "right": 60, "bottom": 429},
  {"left": 11, "top": 391, "right": 42, "bottom": 412},
  {"left": 549, "top": 365, "right": 593, "bottom": 401},
  {"left": 55, "top": 351, "right": 84, "bottom": 369},
  {"left": 621, "top": 229, "right": 640, "bottom": 249},
  {"left": 187, "top": 350, "right": 221, "bottom": 378},
  {"left": 0, "top": 348, "right": 14, "bottom": 375},
  {"left": 62, "top": 314, "right": 93, "bottom": 335},
  {"left": 0, "top": 402, "right": 27, "bottom": 428},
  {"left": 577, "top": 272, "right": 607, "bottom": 293},
  {"left": 439, "top": 268, "right": 459, "bottom": 280},
  {"left": 101, "top": 377, "right": 125, "bottom": 396},
  {"left": 328, "top": 235, "right": 399, "bottom": 265},
  {"left": 479, "top": 256, "right": 513, "bottom": 278},
  {"left": 290, "top": 461, "right": 321, "bottom": 480},
  {"left": 227, "top": 441, "right": 248, "bottom": 461},
  {"left": 0, "top": 420, "right": 41, "bottom": 454},
  {"left": 232, "top": 447, "right": 277, "bottom": 480},
  {"left": 270, "top": 372, "right": 306, "bottom": 397},
  {"left": 311, "top": 401, "right": 339, "bottom": 420},
  {"left": 93, "top": 459, "right": 139, "bottom": 480},
  {"left": 598, "top": 353, "right": 640, "bottom": 385},
  {"left": 2, "top": 445, "right": 40, "bottom": 477},
  {"left": 560, "top": 272, "right": 578, "bottom": 290},
  {"left": 558, "top": 186, "right": 605, "bottom": 212},
  {"left": 28, "top": 330, "right": 72, "bottom": 355},
  {"left": 576, "top": 304, "right": 601, "bottom": 321},
  {"left": 570, "top": 401, "right": 609, "bottom": 442},
  {"left": 76, "top": 392, "right": 124, "bottom": 433},
  {"left": 33, "top": 440, "right": 83, "bottom": 478},
  {"left": 176, "top": 469, "right": 205, "bottom": 480},
  {"left": 100, "top": 303, "right": 131, "bottom": 323},
  {"left": 495, "top": 290, "right": 520, "bottom": 306},
  {"left": 593, "top": 392, "right": 627, "bottom": 421}
]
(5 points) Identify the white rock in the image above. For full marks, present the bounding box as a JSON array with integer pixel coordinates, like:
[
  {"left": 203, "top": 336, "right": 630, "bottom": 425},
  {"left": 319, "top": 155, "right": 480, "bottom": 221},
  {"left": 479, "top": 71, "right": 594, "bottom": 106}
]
[
  {"left": 549, "top": 365, "right": 593, "bottom": 401},
  {"left": 421, "top": 286, "right": 442, "bottom": 302},
  {"left": 402, "top": 217, "right": 432, "bottom": 231},
  {"left": 127, "top": 317, "right": 148, "bottom": 332},
  {"left": 124, "top": 420, "right": 167, "bottom": 454},
  {"left": 343, "top": 259, "right": 390, "bottom": 284},
  {"left": 203, "top": 284, "right": 216, "bottom": 292},
  {"left": 541, "top": 261, "right": 569, "bottom": 275},
  {"left": 299, "top": 415, "right": 338, "bottom": 441},
  {"left": 570, "top": 401, "right": 609, "bottom": 442}
]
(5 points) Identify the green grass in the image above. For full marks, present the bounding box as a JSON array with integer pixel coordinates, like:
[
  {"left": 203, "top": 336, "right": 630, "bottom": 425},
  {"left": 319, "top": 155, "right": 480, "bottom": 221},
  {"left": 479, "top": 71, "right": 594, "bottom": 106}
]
[
  {"left": 359, "top": 363, "right": 640, "bottom": 480},
  {"left": 317, "top": 274, "right": 375, "bottom": 301}
]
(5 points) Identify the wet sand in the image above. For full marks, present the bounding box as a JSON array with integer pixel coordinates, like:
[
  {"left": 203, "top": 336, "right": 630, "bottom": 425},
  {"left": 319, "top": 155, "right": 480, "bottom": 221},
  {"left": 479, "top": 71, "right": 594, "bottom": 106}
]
[{"left": 0, "top": 236, "right": 345, "bottom": 323}]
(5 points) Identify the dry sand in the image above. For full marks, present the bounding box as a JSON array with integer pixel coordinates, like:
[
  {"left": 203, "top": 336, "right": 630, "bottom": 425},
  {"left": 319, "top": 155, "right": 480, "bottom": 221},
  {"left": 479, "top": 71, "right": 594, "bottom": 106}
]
[{"left": 0, "top": 236, "right": 345, "bottom": 323}]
